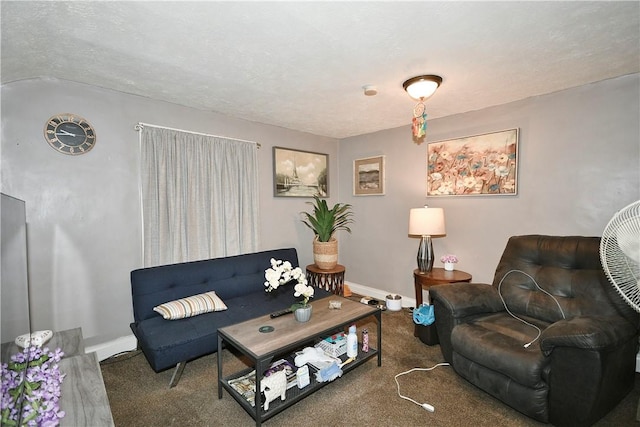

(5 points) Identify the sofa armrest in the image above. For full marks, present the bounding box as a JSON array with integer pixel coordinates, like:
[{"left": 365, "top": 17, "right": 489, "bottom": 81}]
[
  {"left": 430, "top": 282, "right": 504, "bottom": 318},
  {"left": 540, "top": 315, "right": 637, "bottom": 356}
]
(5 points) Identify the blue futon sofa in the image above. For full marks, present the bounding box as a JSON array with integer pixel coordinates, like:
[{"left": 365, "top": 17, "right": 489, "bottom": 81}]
[{"left": 129, "top": 247, "right": 331, "bottom": 386}]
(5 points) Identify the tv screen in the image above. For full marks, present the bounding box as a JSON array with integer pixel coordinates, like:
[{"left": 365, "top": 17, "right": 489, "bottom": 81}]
[{"left": 1, "top": 193, "right": 31, "bottom": 346}]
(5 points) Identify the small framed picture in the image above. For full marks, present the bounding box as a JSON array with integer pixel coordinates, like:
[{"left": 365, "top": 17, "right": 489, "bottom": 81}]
[
  {"left": 353, "top": 155, "right": 385, "bottom": 196},
  {"left": 273, "top": 147, "right": 328, "bottom": 197}
]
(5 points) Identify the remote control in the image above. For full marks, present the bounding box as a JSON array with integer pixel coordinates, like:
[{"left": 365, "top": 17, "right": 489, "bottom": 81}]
[{"left": 270, "top": 308, "right": 293, "bottom": 318}]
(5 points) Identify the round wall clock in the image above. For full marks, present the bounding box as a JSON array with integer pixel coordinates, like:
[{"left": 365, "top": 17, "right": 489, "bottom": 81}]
[{"left": 43, "top": 113, "right": 96, "bottom": 155}]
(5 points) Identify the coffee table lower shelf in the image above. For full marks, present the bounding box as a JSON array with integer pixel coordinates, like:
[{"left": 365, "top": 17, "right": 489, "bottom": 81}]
[
  {"left": 220, "top": 346, "right": 378, "bottom": 422},
  {"left": 217, "top": 297, "right": 381, "bottom": 426}
]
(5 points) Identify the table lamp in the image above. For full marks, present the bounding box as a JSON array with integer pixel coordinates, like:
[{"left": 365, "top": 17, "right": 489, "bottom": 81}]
[{"left": 408, "top": 207, "right": 446, "bottom": 272}]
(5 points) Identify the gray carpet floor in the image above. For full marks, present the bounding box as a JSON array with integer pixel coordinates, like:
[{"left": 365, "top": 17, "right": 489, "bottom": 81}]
[{"left": 101, "top": 307, "right": 640, "bottom": 426}]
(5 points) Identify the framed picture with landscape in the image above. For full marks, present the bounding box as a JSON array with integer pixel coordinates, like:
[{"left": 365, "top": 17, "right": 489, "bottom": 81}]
[
  {"left": 273, "top": 147, "right": 328, "bottom": 197},
  {"left": 353, "top": 155, "right": 385, "bottom": 196},
  {"left": 427, "top": 128, "right": 519, "bottom": 197}
]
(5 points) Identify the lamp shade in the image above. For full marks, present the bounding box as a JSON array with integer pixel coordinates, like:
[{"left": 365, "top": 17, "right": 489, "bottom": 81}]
[
  {"left": 409, "top": 207, "right": 446, "bottom": 236},
  {"left": 403, "top": 75, "right": 442, "bottom": 100}
]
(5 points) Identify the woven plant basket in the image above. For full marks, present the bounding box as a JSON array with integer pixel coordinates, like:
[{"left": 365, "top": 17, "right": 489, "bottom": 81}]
[{"left": 313, "top": 236, "right": 338, "bottom": 270}]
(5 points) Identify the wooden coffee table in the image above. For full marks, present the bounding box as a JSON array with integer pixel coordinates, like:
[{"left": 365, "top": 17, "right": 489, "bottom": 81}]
[{"left": 217, "top": 296, "right": 381, "bottom": 426}]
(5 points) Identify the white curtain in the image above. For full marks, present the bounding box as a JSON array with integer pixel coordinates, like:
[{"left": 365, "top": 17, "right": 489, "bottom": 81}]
[{"left": 140, "top": 126, "right": 259, "bottom": 267}]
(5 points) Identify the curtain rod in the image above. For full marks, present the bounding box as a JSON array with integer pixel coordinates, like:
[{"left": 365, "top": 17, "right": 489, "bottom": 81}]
[{"left": 134, "top": 122, "right": 261, "bottom": 148}]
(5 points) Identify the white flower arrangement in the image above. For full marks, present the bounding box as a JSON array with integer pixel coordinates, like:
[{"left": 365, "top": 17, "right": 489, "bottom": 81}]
[
  {"left": 264, "top": 258, "right": 314, "bottom": 307},
  {"left": 293, "top": 282, "right": 315, "bottom": 307},
  {"left": 440, "top": 254, "right": 458, "bottom": 264}
]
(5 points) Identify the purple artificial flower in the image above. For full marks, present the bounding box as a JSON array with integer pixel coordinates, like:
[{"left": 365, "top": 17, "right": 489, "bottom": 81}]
[{"left": 1, "top": 346, "right": 65, "bottom": 426}]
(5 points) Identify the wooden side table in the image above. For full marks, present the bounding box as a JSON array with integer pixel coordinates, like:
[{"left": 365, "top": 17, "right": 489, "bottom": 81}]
[
  {"left": 414, "top": 268, "right": 472, "bottom": 337},
  {"left": 306, "top": 264, "right": 345, "bottom": 295},
  {"left": 2, "top": 328, "right": 114, "bottom": 426}
]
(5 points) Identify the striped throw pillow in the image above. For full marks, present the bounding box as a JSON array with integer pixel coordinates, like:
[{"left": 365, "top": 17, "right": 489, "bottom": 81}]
[{"left": 153, "top": 291, "right": 228, "bottom": 320}]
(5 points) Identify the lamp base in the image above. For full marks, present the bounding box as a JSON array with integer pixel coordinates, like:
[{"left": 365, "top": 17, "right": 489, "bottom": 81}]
[{"left": 417, "top": 235, "right": 434, "bottom": 272}]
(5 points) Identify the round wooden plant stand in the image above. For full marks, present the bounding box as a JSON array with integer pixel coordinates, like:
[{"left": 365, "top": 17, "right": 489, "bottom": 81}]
[{"left": 306, "top": 264, "right": 345, "bottom": 295}]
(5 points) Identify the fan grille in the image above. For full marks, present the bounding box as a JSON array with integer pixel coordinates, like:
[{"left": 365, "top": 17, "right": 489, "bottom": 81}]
[{"left": 600, "top": 200, "right": 640, "bottom": 312}]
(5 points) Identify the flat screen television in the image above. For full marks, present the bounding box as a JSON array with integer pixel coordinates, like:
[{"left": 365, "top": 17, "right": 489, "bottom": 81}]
[
  {"left": 1, "top": 193, "right": 31, "bottom": 344},
  {"left": 1, "top": 193, "right": 31, "bottom": 424}
]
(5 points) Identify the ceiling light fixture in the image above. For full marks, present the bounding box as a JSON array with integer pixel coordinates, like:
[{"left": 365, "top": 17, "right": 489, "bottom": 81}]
[
  {"left": 403, "top": 75, "right": 442, "bottom": 142},
  {"left": 403, "top": 75, "right": 442, "bottom": 100}
]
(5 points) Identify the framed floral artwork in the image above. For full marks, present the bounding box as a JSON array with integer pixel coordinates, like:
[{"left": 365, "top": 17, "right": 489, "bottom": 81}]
[
  {"left": 273, "top": 147, "right": 328, "bottom": 197},
  {"left": 427, "top": 129, "right": 519, "bottom": 196},
  {"left": 353, "top": 155, "right": 385, "bottom": 196}
]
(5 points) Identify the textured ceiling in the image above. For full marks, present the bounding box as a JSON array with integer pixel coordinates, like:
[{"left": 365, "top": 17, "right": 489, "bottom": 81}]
[{"left": 2, "top": 1, "right": 639, "bottom": 139}]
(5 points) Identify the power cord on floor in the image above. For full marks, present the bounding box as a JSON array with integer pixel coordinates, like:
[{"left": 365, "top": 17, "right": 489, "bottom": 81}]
[{"left": 394, "top": 362, "right": 450, "bottom": 412}]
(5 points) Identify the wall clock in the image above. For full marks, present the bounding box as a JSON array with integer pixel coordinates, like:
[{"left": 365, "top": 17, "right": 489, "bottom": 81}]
[{"left": 43, "top": 113, "right": 96, "bottom": 155}]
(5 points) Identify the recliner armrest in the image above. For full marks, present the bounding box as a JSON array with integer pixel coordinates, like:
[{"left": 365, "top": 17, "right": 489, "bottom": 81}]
[
  {"left": 430, "top": 282, "right": 505, "bottom": 363},
  {"left": 540, "top": 316, "right": 637, "bottom": 356},
  {"left": 430, "top": 282, "right": 504, "bottom": 318}
]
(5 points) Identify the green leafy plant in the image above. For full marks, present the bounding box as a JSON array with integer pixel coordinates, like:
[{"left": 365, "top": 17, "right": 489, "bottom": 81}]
[{"left": 301, "top": 196, "right": 354, "bottom": 242}]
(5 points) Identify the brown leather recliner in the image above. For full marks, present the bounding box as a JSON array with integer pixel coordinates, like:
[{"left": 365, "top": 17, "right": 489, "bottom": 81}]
[{"left": 430, "top": 235, "right": 639, "bottom": 426}]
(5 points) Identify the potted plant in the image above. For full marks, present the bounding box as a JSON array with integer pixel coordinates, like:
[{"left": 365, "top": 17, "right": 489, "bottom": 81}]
[
  {"left": 440, "top": 254, "right": 458, "bottom": 271},
  {"left": 301, "top": 196, "right": 354, "bottom": 270}
]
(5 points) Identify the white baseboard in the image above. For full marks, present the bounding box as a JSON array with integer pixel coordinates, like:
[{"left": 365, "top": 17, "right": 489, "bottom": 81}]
[
  {"left": 85, "top": 334, "right": 138, "bottom": 361},
  {"left": 344, "top": 280, "right": 417, "bottom": 308}
]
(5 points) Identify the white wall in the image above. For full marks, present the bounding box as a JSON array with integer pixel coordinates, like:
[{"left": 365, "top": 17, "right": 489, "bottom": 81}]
[
  {"left": 338, "top": 74, "right": 640, "bottom": 303},
  {"left": 1, "top": 78, "right": 338, "bottom": 344},
  {"left": 2, "top": 74, "right": 638, "bottom": 351}
]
